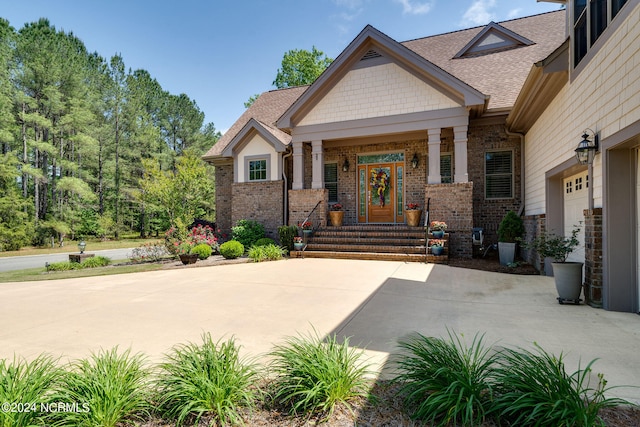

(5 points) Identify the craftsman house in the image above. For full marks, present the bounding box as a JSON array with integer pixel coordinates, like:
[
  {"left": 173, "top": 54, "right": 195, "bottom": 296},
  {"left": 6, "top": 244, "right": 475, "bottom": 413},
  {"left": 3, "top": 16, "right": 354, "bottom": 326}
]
[{"left": 204, "top": 1, "right": 640, "bottom": 312}]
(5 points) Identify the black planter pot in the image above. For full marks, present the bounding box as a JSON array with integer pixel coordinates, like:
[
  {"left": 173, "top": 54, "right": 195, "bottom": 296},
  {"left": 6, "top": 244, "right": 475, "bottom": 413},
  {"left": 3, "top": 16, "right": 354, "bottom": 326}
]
[{"left": 179, "top": 254, "right": 198, "bottom": 265}]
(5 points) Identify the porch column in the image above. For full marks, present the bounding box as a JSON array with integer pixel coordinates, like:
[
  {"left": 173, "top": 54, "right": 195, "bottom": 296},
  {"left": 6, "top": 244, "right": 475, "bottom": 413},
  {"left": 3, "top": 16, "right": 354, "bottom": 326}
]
[
  {"left": 427, "top": 128, "right": 441, "bottom": 184},
  {"left": 292, "top": 141, "right": 304, "bottom": 190},
  {"left": 454, "top": 125, "right": 469, "bottom": 183},
  {"left": 311, "top": 140, "right": 324, "bottom": 189}
]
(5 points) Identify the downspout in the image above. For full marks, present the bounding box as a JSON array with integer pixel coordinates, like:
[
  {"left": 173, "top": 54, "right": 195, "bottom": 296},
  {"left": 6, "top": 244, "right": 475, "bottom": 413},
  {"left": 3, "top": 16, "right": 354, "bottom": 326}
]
[
  {"left": 505, "top": 127, "right": 526, "bottom": 216},
  {"left": 282, "top": 148, "right": 293, "bottom": 226}
]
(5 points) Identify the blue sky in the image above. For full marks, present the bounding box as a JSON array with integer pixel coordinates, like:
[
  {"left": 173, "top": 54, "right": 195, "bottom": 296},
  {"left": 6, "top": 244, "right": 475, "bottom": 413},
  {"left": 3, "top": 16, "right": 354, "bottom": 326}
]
[{"left": 1, "top": 0, "right": 561, "bottom": 133}]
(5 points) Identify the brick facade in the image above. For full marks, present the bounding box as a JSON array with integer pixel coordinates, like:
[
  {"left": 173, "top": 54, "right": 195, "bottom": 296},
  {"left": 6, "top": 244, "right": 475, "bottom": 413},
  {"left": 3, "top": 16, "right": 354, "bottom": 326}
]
[
  {"left": 214, "top": 161, "right": 233, "bottom": 238},
  {"left": 288, "top": 189, "right": 328, "bottom": 229},
  {"left": 584, "top": 208, "right": 603, "bottom": 307},
  {"left": 232, "top": 181, "right": 284, "bottom": 240},
  {"left": 425, "top": 183, "right": 474, "bottom": 258}
]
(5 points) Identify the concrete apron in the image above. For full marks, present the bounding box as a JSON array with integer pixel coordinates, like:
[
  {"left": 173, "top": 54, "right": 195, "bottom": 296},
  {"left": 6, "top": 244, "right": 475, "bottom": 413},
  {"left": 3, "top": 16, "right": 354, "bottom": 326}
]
[{"left": 1, "top": 258, "right": 639, "bottom": 403}]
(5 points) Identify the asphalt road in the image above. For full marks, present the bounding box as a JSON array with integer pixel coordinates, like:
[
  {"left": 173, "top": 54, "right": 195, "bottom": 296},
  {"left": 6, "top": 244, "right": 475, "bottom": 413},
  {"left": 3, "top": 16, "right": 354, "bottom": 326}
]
[{"left": 0, "top": 248, "right": 134, "bottom": 272}]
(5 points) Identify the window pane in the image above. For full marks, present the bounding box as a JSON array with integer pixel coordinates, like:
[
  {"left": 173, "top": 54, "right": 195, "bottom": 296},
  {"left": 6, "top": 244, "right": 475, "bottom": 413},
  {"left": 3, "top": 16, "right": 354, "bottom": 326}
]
[
  {"left": 612, "top": 0, "right": 627, "bottom": 17},
  {"left": 396, "top": 166, "right": 403, "bottom": 214},
  {"left": 249, "top": 159, "right": 267, "bottom": 181},
  {"left": 357, "top": 153, "right": 404, "bottom": 164},
  {"left": 590, "top": 0, "right": 607, "bottom": 46},
  {"left": 485, "top": 151, "right": 513, "bottom": 199},
  {"left": 324, "top": 163, "right": 338, "bottom": 203},
  {"left": 574, "top": 0, "right": 587, "bottom": 23},
  {"left": 440, "top": 154, "right": 452, "bottom": 183},
  {"left": 574, "top": 12, "right": 587, "bottom": 66},
  {"left": 359, "top": 168, "right": 366, "bottom": 217}
]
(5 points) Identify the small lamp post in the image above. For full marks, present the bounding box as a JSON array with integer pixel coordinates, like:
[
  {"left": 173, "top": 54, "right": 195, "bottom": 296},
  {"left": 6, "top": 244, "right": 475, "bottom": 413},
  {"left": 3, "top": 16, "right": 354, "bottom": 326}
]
[{"left": 78, "top": 240, "right": 86, "bottom": 254}]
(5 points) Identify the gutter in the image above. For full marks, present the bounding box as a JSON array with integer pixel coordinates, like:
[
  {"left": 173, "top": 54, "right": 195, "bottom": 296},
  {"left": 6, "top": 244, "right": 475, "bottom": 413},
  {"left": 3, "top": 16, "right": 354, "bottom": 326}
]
[{"left": 505, "top": 127, "right": 526, "bottom": 216}]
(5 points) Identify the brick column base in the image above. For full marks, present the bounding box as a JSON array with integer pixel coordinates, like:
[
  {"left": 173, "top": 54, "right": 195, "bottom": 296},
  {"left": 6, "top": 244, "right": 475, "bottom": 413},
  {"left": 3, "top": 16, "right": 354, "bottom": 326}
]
[
  {"left": 425, "top": 182, "right": 473, "bottom": 258},
  {"left": 584, "top": 208, "right": 603, "bottom": 308},
  {"left": 289, "top": 189, "right": 328, "bottom": 228}
]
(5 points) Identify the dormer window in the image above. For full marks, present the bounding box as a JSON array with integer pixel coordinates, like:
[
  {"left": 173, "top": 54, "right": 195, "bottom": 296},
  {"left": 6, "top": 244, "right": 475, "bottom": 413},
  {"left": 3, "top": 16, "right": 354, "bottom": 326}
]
[{"left": 573, "top": 0, "right": 628, "bottom": 66}]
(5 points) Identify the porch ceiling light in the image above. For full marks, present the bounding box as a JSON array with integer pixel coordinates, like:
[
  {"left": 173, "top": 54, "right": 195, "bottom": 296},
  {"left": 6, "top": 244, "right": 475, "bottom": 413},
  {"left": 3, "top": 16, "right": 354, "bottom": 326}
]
[
  {"left": 411, "top": 153, "right": 419, "bottom": 169},
  {"left": 575, "top": 129, "right": 599, "bottom": 165},
  {"left": 342, "top": 157, "right": 350, "bottom": 172}
]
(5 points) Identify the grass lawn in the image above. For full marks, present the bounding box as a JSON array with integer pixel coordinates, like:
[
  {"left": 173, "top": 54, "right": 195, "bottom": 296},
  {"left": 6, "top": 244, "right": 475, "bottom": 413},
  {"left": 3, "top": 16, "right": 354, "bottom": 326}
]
[
  {"left": 0, "top": 237, "right": 162, "bottom": 258},
  {"left": 0, "top": 261, "right": 167, "bottom": 282}
]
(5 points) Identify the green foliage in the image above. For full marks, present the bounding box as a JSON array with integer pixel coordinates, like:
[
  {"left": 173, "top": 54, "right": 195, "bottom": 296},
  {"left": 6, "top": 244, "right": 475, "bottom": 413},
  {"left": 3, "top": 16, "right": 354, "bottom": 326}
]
[
  {"left": 247, "top": 244, "right": 286, "bottom": 262},
  {"left": 219, "top": 240, "right": 244, "bottom": 259},
  {"left": 128, "top": 243, "right": 170, "bottom": 262},
  {"left": 253, "top": 237, "right": 275, "bottom": 247},
  {"left": 497, "top": 211, "right": 525, "bottom": 243},
  {"left": 278, "top": 225, "right": 298, "bottom": 252},
  {"left": 393, "top": 331, "right": 497, "bottom": 426},
  {"left": 231, "top": 219, "right": 265, "bottom": 247},
  {"left": 46, "top": 261, "right": 82, "bottom": 271},
  {"left": 0, "top": 154, "right": 30, "bottom": 251},
  {"left": 493, "top": 345, "right": 628, "bottom": 426},
  {"left": 77, "top": 208, "right": 103, "bottom": 237},
  {"left": 80, "top": 255, "right": 111, "bottom": 268},
  {"left": 244, "top": 93, "right": 260, "bottom": 108},
  {"left": 190, "top": 243, "right": 212, "bottom": 260},
  {"left": 0, "top": 354, "right": 61, "bottom": 427},
  {"left": 269, "top": 329, "right": 370, "bottom": 419},
  {"left": 273, "top": 46, "right": 333, "bottom": 89},
  {"left": 155, "top": 333, "right": 260, "bottom": 426},
  {"left": 49, "top": 348, "right": 150, "bottom": 427},
  {"left": 523, "top": 225, "right": 581, "bottom": 263}
]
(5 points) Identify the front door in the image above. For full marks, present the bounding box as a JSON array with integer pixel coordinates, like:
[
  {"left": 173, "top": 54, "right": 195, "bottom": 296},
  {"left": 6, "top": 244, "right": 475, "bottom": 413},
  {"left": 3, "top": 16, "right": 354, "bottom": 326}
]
[{"left": 357, "top": 161, "right": 405, "bottom": 223}]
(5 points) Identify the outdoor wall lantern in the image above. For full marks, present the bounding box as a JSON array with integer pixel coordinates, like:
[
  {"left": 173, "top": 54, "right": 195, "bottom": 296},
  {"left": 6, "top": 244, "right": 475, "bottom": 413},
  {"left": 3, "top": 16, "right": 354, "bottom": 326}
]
[
  {"left": 78, "top": 240, "right": 86, "bottom": 254},
  {"left": 575, "top": 129, "right": 599, "bottom": 165},
  {"left": 411, "top": 153, "right": 419, "bottom": 169},
  {"left": 342, "top": 157, "right": 350, "bottom": 172}
]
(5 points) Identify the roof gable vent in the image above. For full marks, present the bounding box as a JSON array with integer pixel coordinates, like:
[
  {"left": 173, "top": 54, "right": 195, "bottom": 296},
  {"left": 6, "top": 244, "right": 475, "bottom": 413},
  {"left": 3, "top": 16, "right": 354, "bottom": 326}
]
[
  {"left": 454, "top": 22, "right": 534, "bottom": 59},
  {"left": 361, "top": 49, "right": 383, "bottom": 61}
]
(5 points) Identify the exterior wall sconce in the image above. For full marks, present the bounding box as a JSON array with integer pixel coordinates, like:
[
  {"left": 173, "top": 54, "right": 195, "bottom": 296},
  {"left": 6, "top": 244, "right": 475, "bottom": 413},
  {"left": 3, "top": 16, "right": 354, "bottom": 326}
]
[
  {"left": 411, "top": 153, "right": 419, "bottom": 169},
  {"left": 575, "top": 129, "right": 599, "bottom": 165},
  {"left": 342, "top": 157, "right": 350, "bottom": 172}
]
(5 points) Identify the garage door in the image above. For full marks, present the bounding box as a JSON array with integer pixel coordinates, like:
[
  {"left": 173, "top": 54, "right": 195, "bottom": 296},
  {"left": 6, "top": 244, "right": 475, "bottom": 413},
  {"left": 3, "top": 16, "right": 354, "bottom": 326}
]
[{"left": 563, "top": 171, "right": 588, "bottom": 263}]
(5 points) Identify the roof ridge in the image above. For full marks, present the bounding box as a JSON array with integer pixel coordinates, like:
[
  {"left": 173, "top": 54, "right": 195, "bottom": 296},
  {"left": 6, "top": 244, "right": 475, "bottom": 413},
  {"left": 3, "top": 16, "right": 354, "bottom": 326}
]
[{"left": 400, "top": 9, "right": 564, "bottom": 44}]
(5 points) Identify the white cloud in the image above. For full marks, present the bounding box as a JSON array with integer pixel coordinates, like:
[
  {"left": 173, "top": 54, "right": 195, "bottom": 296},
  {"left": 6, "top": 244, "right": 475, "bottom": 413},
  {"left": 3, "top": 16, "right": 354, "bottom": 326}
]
[
  {"left": 460, "top": 0, "right": 497, "bottom": 26},
  {"left": 394, "top": 0, "right": 434, "bottom": 15},
  {"left": 507, "top": 8, "right": 522, "bottom": 19}
]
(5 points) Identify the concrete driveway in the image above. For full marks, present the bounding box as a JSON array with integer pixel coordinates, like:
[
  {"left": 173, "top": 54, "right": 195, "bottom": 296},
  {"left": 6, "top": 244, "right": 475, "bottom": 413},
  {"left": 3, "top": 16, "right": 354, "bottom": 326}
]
[{"left": 1, "top": 258, "right": 639, "bottom": 402}]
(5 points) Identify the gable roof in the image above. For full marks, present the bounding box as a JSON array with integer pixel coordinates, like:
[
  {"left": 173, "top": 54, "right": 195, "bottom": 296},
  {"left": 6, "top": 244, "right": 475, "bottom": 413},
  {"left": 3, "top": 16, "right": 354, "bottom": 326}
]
[
  {"left": 203, "top": 86, "right": 307, "bottom": 160},
  {"left": 220, "top": 118, "right": 289, "bottom": 157},
  {"left": 277, "top": 25, "right": 488, "bottom": 129},
  {"left": 204, "top": 10, "right": 566, "bottom": 160}
]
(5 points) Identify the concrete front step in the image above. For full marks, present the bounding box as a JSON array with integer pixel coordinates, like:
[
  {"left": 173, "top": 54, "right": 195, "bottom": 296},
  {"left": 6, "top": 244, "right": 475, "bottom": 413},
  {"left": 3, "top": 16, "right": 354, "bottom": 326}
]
[
  {"left": 310, "top": 236, "right": 427, "bottom": 246},
  {"left": 307, "top": 243, "right": 426, "bottom": 254},
  {"left": 291, "top": 250, "right": 428, "bottom": 262}
]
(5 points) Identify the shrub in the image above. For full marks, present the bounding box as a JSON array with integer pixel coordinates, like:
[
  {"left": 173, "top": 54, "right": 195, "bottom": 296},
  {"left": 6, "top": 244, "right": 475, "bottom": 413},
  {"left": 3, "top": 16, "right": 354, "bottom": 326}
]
[
  {"left": 0, "top": 354, "right": 61, "bottom": 427},
  {"left": 49, "top": 348, "right": 150, "bottom": 427},
  {"left": 155, "top": 333, "right": 260, "bottom": 426},
  {"left": 393, "top": 330, "right": 498, "bottom": 426},
  {"left": 129, "top": 243, "right": 170, "bottom": 262},
  {"left": 493, "top": 345, "right": 627, "bottom": 426},
  {"left": 219, "top": 240, "right": 244, "bottom": 259},
  {"left": 248, "top": 244, "right": 286, "bottom": 262},
  {"left": 497, "top": 211, "right": 524, "bottom": 243},
  {"left": 231, "top": 219, "right": 265, "bottom": 247},
  {"left": 190, "top": 243, "right": 212, "bottom": 260},
  {"left": 253, "top": 237, "right": 275, "bottom": 247},
  {"left": 269, "top": 329, "right": 370, "bottom": 419},
  {"left": 46, "top": 261, "right": 81, "bottom": 271},
  {"left": 80, "top": 255, "right": 111, "bottom": 268},
  {"left": 278, "top": 225, "right": 298, "bottom": 252}
]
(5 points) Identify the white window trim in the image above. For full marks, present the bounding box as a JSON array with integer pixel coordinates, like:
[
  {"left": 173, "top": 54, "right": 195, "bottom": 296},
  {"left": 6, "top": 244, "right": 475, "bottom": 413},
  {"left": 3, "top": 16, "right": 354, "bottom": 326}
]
[{"left": 245, "top": 155, "right": 270, "bottom": 182}]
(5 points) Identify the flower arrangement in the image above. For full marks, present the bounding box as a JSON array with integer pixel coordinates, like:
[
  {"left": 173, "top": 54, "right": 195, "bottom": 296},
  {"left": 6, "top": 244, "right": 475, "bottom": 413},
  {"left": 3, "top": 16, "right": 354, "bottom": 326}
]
[
  {"left": 370, "top": 168, "right": 390, "bottom": 206},
  {"left": 406, "top": 203, "right": 420, "bottom": 210},
  {"left": 429, "top": 239, "right": 445, "bottom": 247},
  {"left": 330, "top": 203, "right": 343, "bottom": 211},
  {"left": 293, "top": 236, "right": 303, "bottom": 243},
  {"left": 430, "top": 221, "right": 448, "bottom": 231},
  {"left": 176, "top": 242, "right": 194, "bottom": 255},
  {"left": 301, "top": 221, "right": 312, "bottom": 230}
]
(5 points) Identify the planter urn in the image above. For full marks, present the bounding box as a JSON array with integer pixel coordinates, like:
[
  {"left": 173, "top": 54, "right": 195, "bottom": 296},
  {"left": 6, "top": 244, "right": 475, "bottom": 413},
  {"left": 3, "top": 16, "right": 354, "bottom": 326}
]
[
  {"left": 551, "top": 262, "right": 584, "bottom": 304},
  {"left": 498, "top": 242, "right": 516, "bottom": 266},
  {"left": 329, "top": 211, "right": 344, "bottom": 227},
  {"left": 431, "top": 246, "right": 444, "bottom": 256},
  {"left": 406, "top": 209, "right": 422, "bottom": 227},
  {"left": 179, "top": 254, "right": 198, "bottom": 265},
  {"left": 293, "top": 242, "right": 305, "bottom": 251}
]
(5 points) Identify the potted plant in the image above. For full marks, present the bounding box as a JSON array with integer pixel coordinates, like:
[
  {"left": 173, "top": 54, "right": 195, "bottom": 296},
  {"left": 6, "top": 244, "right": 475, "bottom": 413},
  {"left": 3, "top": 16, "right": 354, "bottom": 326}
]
[
  {"left": 177, "top": 242, "right": 198, "bottom": 265},
  {"left": 329, "top": 203, "right": 344, "bottom": 227},
  {"left": 293, "top": 236, "right": 305, "bottom": 251},
  {"left": 429, "top": 221, "right": 447, "bottom": 238},
  {"left": 524, "top": 225, "right": 582, "bottom": 304},
  {"left": 301, "top": 221, "right": 313, "bottom": 238},
  {"left": 429, "top": 239, "right": 445, "bottom": 256},
  {"left": 405, "top": 203, "right": 423, "bottom": 227},
  {"left": 497, "top": 211, "right": 524, "bottom": 266}
]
